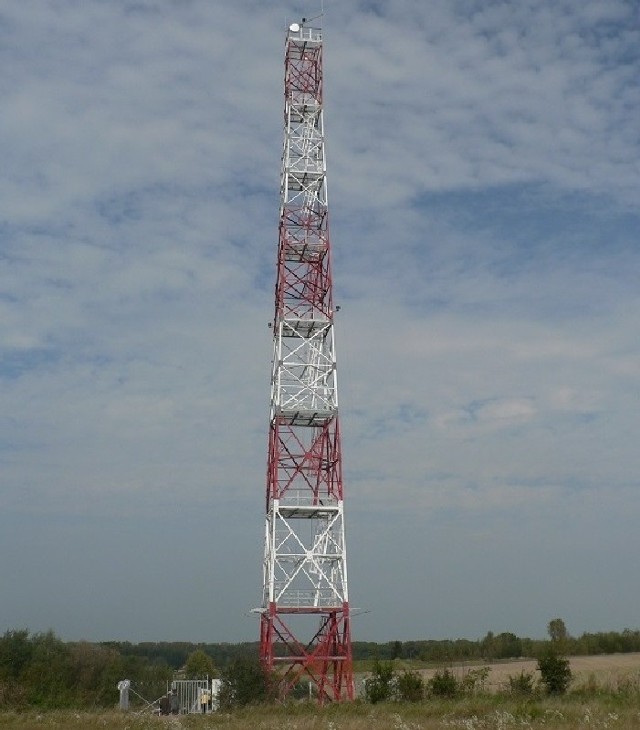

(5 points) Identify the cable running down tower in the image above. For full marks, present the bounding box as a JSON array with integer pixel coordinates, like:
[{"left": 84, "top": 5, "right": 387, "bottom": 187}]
[{"left": 258, "top": 20, "right": 354, "bottom": 702}]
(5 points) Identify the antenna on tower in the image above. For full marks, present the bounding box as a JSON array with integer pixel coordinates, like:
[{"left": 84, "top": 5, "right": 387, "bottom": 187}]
[
  {"left": 301, "top": 10, "right": 324, "bottom": 26},
  {"left": 297, "top": 0, "right": 325, "bottom": 27}
]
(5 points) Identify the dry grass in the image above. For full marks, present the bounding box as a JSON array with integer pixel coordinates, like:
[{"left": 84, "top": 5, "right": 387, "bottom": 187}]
[{"left": 2, "top": 698, "right": 640, "bottom": 730}]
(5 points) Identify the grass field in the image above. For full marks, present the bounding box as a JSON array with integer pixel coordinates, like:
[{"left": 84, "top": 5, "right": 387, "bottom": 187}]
[{"left": 1, "top": 698, "right": 640, "bottom": 730}]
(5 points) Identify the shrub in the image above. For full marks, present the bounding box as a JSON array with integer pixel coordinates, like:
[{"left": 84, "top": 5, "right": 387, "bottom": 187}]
[
  {"left": 364, "top": 660, "right": 396, "bottom": 703},
  {"left": 396, "top": 670, "right": 424, "bottom": 702},
  {"left": 507, "top": 670, "right": 536, "bottom": 695},
  {"left": 429, "top": 668, "right": 458, "bottom": 698},
  {"left": 537, "top": 647, "right": 572, "bottom": 695},
  {"left": 460, "top": 666, "right": 490, "bottom": 693}
]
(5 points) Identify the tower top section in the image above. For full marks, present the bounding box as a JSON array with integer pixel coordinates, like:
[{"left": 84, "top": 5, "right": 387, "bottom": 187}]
[{"left": 287, "top": 22, "right": 322, "bottom": 43}]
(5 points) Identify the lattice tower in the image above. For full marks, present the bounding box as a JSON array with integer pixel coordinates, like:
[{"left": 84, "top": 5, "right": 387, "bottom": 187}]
[{"left": 258, "top": 21, "right": 354, "bottom": 703}]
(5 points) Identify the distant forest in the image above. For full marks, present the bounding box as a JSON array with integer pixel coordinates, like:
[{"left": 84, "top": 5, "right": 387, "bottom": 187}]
[
  {"left": 2, "top": 627, "right": 640, "bottom": 708},
  {"left": 109, "top": 628, "right": 640, "bottom": 666}
]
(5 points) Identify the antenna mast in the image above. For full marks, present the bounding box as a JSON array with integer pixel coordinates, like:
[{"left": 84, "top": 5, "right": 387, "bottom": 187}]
[{"left": 257, "top": 19, "right": 354, "bottom": 703}]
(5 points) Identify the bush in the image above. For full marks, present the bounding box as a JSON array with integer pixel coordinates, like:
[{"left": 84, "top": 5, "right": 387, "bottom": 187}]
[
  {"left": 429, "top": 668, "right": 458, "bottom": 698},
  {"left": 537, "top": 647, "right": 572, "bottom": 695},
  {"left": 507, "top": 670, "right": 536, "bottom": 695},
  {"left": 396, "top": 670, "right": 424, "bottom": 702},
  {"left": 365, "top": 660, "right": 396, "bottom": 703},
  {"left": 460, "top": 666, "right": 490, "bottom": 693}
]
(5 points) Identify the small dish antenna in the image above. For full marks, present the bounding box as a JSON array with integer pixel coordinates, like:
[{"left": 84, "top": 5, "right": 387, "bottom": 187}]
[{"left": 289, "top": 22, "right": 300, "bottom": 32}]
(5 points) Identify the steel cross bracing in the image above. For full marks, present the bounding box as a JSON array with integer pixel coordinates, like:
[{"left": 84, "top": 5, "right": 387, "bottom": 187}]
[{"left": 258, "top": 23, "right": 354, "bottom": 703}]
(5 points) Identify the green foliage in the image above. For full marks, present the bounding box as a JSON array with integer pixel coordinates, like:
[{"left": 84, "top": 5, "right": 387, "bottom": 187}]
[
  {"left": 429, "top": 668, "right": 459, "bottom": 698},
  {"left": 184, "top": 649, "right": 216, "bottom": 679},
  {"left": 0, "top": 630, "right": 34, "bottom": 682},
  {"left": 396, "top": 670, "right": 424, "bottom": 702},
  {"left": 481, "top": 631, "right": 523, "bottom": 660},
  {"left": 20, "top": 631, "right": 73, "bottom": 707},
  {"left": 507, "top": 670, "right": 536, "bottom": 695},
  {"left": 460, "top": 666, "right": 490, "bottom": 693},
  {"left": 67, "top": 642, "right": 122, "bottom": 706},
  {"left": 390, "top": 640, "right": 402, "bottom": 660},
  {"left": 350, "top": 626, "right": 640, "bottom": 664},
  {"left": 87, "top": 627, "right": 640, "bottom": 668},
  {"left": 547, "top": 617, "right": 569, "bottom": 655},
  {"left": 364, "top": 660, "right": 396, "bottom": 704},
  {"left": 537, "top": 646, "right": 572, "bottom": 695},
  {"left": 0, "top": 629, "right": 172, "bottom": 710},
  {"left": 547, "top": 618, "right": 567, "bottom": 642},
  {"left": 218, "top": 657, "right": 272, "bottom": 709},
  {"left": 7, "top": 622, "right": 640, "bottom": 711}
]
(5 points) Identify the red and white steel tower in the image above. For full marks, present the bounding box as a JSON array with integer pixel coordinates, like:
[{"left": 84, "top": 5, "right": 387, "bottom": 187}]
[{"left": 258, "top": 20, "right": 354, "bottom": 702}]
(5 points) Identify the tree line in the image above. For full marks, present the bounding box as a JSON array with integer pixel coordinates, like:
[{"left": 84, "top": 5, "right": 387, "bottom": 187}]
[
  {"left": 100, "top": 627, "right": 640, "bottom": 669},
  {"left": 0, "top": 630, "right": 170, "bottom": 708},
  {"left": 359, "top": 627, "right": 640, "bottom": 663},
  {"left": 0, "top": 631, "right": 270, "bottom": 711},
  {"left": 2, "top": 622, "right": 639, "bottom": 709}
]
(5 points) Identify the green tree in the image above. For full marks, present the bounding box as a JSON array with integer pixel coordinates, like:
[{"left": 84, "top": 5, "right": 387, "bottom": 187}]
[
  {"left": 184, "top": 649, "right": 215, "bottom": 679},
  {"left": 537, "top": 646, "right": 572, "bottom": 695},
  {"left": 495, "top": 632, "right": 522, "bottom": 659},
  {"left": 548, "top": 618, "right": 568, "bottom": 644},
  {"left": 480, "top": 631, "right": 496, "bottom": 660},
  {"left": 0, "top": 630, "right": 33, "bottom": 681},
  {"left": 218, "top": 657, "right": 272, "bottom": 709},
  {"left": 365, "top": 660, "right": 396, "bottom": 703},
  {"left": 22, "top": 630, "right": 73, "bottom": 707},
  {"left": 68, "top": 641, "right": 121, "bottom": 705},
  {"left": 390, "top": 640, "right": 403, "bottom": 660}
]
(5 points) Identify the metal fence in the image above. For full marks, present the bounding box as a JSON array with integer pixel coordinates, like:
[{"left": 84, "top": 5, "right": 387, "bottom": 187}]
[{"left": 158, "top": 679, "right": 220, "bottom": 714}]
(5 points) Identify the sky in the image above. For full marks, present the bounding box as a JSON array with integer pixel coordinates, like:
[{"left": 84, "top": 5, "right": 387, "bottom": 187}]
[{"left": 1, "top": 0, "right": 639, "bottom": 645}]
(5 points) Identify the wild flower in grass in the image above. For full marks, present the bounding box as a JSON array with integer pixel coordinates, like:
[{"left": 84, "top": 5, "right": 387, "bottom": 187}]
[
  {"left": 583, "top": 706, "right": 592, "bottom": 724},
  {"left": 544, "top": 708, "right": 565, "bottom": 721},
  {"left": 510, "top": 708, "right": 534, "bottom": 729},
  {"left": 493, "top": 710, "right": 516, "bottom": 730},
  {"left": 600, "top": 712, "right": 620, "bottom": 729},
  {"left": 443, "top": 710, "right": 537, "bottom": 730},
  {"left": 391, "top": 712, "right": 423, "bottom": 730},
  {"left": 463, "top": 718, "right": 482, "bottom": 730},
  {"left": 441, "top": 715, "right": 483, "bottom": 730}
]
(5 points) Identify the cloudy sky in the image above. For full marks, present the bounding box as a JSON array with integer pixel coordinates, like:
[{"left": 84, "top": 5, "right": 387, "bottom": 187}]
[{"left": 1, "top": 0, "right": 639, "bottom": 644}]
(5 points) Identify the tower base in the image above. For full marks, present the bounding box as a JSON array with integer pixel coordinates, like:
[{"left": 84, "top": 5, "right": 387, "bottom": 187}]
[{"left": 260, "top": 603, "right": 354, "bottom": 703}]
